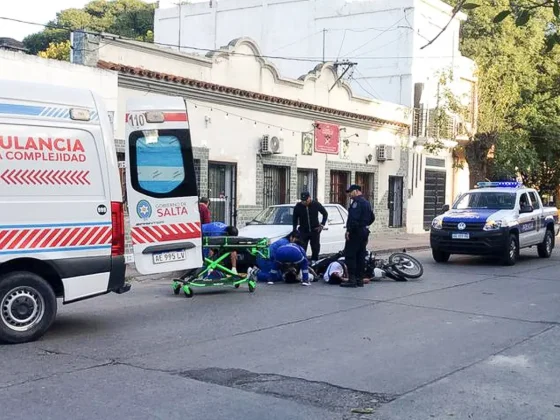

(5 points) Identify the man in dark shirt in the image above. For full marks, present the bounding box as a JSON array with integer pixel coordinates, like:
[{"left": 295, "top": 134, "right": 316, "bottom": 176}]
[
  {"left": 199, "top": 197, "right": 211, "bottom": 224},
  {"left": 292, "top": 192, "right": 328, "bottom": 263},
  {"left": 340, "top": 184, "right": 375, "bottom": 288}
]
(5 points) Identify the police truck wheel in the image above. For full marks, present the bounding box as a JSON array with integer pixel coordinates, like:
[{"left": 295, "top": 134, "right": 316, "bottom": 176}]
[
  {"left": 537, "top": 229, "right": 554, "bottom": 258},
  {"left": 502, "top": 234, "right": 518, "bottom": 266},
  {"left": 0, "top": 272, "right": 57, "bottom": 344},
  {"left": 432, "top": 248, "right": 450, "bottom": 263}
]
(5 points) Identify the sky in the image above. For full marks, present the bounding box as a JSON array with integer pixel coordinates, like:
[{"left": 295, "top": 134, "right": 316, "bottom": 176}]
[{"left": 1, "top": 0, "right": 91, "bottom": 41}]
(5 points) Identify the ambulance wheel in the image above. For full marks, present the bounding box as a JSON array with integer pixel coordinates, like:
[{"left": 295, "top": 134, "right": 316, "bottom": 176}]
[
  {"left": 248, "top": 281, "right": 256, "bottom": 293},
  {"left": 183, "top": 286, "right": 193, "bottom": 298},
  {"left": 0, "top": 271, "right": 57, "bottom": 344}
]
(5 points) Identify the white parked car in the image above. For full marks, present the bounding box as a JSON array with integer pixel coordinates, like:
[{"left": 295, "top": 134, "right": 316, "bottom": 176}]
[{"left": 238, "top": 203, "right": 349, "bottom": 256}]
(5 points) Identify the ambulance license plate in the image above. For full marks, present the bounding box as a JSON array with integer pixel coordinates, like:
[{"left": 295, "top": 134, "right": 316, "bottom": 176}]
[
  {"left": 153, "top": 250, "right": 186, "bottom": 264},
  {"left": 452, "top": 233, "right": 470, "bottom": 240}
]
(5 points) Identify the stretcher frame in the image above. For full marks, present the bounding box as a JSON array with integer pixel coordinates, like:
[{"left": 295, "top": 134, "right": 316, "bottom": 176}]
[{"left": 172, "top": 236, "right": 270, "bottom": 298}]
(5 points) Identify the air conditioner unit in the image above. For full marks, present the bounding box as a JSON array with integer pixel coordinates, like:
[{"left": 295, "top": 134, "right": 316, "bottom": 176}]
[
  {"left": 260, "top": 135, "right": 273, "bottom": 154},
  {"left": 261, "top": 135, "right": 284, "bottom": 154},
  {"left": 376, "top": 144, "right": 395, "bottom": 162},
  {"left": 270, "top": 136, "right": 284, "bottom": 154}
]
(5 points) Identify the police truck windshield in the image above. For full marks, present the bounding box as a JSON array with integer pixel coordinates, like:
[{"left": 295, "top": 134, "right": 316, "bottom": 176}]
[{"left": 453, "top": 192, "right": 516, "bottom": 210}]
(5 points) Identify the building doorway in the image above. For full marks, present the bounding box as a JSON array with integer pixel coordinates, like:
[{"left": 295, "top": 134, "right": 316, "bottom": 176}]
[
  {"left": 355, "top": 172, "right": 374, "bottom": 203},
  {"left": 208, "top": 162, "right": 237, "bottom": 226},
  {"left": 263, "top": 165, "right": 290, "bottom": 208},
  {"left": 423, "top": 170, "right": 446, "bottom": 230},
  {"left": 388, "top": 176, "right": 404, "bottom": 228},
  {"left": 330, "top": 170, "right": 350, "bottom": 207},
  {"left": 297, "top": 169, "right": 318, "bottom": 199}
]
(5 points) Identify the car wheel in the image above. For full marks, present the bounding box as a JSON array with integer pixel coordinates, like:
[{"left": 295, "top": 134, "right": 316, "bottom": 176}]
[
  {"left": 537, "top": 229, "right": 554, "bottom": 258},
  {"left": 502, "top": 234, "right": 518, "bottom": 266},
  {"left": 432, "top": 248, "right": 450, "bottom": 263}
]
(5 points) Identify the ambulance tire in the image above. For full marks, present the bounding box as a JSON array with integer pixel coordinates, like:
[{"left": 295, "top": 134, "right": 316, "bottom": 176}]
[{"left": 0, "top": 271, "right": 57, "bottom": 344}]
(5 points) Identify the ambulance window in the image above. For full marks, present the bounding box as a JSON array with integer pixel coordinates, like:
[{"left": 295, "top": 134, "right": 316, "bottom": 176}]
[{"left": 129, "top": 129, "right": 197, "bottom": 198}]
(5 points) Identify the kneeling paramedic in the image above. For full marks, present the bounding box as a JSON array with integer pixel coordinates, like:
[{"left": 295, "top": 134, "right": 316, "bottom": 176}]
[
  {"left": 341, "top": 184, "right": 375, "bottom": 288},
  {"left": 274, "top": 233, "right": 312, "bottom": 286},
  {"left": 202, "top": 222, "right": 239, "bottom": 275}
]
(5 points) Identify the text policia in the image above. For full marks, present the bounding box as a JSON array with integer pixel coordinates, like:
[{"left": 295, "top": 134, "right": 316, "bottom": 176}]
[{"left": 0, "top": 135, "right": 86, "bottom": 162}]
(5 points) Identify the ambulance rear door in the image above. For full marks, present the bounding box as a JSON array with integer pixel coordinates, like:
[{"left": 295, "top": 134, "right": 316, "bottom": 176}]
[{"left": 125, "top": 96, "right": 202, "bottom": 275}]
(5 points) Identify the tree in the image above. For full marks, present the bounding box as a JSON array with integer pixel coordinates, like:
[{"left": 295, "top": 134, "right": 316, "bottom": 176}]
[
  {"left": 441, "top": 0, "right": 556, "bottom": 188},
  {"left": 38, "top": 41, "right": 71, "bottom": 61},
  {"left": 23, "top": 0, "right": 156, "bottom": 58},
  {"left": 425, "top": 1, "right": 560, "bottom": 51}
]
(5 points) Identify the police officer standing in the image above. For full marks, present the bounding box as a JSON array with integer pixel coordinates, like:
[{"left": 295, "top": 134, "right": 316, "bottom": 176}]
[{"left": 340, "top": 184, "right": 375, "bottom": 288}]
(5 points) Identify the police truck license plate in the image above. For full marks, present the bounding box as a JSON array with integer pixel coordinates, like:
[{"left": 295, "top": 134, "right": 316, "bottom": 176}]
[
  {"left": 153, "top": 250, "right": 186, "bottom": 264},
  {"left": 452, "top": 233, "right": 470, "bottom": 239}
]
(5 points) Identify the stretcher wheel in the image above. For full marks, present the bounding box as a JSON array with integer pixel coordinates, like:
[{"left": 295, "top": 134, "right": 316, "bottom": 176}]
[
  {"left": 248, "top": 281, "right": 256, "bottom": 293},
  {"left": 183, "top": 286, "right": 193, "bottom": 298},
  {"left": 234, "top": 284, "right": 240, "bottom": 289},
  {"left": 172, "top": 281, "right": 182, "bottom": 295}
]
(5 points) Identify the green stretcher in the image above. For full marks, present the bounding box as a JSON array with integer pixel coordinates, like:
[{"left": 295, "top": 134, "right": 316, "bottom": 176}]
[{"left": 171, "top": 236, "right": 270, "bottom": 298}]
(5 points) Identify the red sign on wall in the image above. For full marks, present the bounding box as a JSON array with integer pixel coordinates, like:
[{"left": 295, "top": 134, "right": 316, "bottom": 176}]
[{"left": 314, "top": 122, "right": 340, "bottom": 154}]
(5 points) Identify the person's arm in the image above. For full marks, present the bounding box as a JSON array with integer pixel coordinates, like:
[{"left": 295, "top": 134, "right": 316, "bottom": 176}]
[
  {"left": 318, "top": 202, "right": 328, "bottom": 226},
  {"left": 292, "top": 205, "right": 299, "bottom": 231},
  {"left": 300, "top": 256, "right": 309, "bottom": 282}
]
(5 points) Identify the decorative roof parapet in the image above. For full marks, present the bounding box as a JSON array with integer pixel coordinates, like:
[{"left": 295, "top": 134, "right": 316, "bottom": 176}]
[{"left": 97, "top": 60, "right": 410, "bottom": 129}]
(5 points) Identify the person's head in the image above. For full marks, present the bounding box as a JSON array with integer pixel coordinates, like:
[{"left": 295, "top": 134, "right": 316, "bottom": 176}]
[
  {"left": 329, "top": 272, "right": 342, "bottom": 283},
  {"left": 284, "top": 267, "right": 298, "bottom": 283},
  {"left": 225, "top": 225, "right": 238, "bottom": 236},
  {"left": 200, "top": 197, "right": 210, "bottom": 207},
  {"left": 346, "top": 184, "right": 362, "bottom": 199},
  {"left": 288, "top": 230, "right": 303, "bottom": 246},
  {"left": 300, "top": 192, "right": 312, "bottom": 206}
]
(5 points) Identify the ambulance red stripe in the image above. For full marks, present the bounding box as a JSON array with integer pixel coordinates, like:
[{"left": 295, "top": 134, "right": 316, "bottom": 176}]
[
  {"left": 0, "top": 225, "right": 112, "bottom": 251},
  {"left": 131, "top": 222, "right": 201, "bottom": 245}
]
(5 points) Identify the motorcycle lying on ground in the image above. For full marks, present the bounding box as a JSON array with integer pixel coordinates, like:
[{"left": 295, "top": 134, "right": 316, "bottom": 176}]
[{"left": 310, "top": 249, "right": 424, "bottom": 282}]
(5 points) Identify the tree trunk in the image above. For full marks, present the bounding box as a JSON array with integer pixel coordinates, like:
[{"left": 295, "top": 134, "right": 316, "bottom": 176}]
[{"left": 464, "top": 132, "right": 497, "bottom": 188}]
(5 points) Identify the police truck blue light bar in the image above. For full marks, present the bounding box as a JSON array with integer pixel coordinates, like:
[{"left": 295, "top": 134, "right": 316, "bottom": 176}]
[{"left": 476, "top": 181, "right": 522, "bottom": 188}]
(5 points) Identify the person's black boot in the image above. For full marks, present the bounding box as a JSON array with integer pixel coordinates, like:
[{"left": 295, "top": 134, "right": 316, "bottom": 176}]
[
  {"left": 340, "top": 276, "right": 357, "bottom": 288},
  {"left": 357, "top": 278, "right": 364, "bottom": 287}
]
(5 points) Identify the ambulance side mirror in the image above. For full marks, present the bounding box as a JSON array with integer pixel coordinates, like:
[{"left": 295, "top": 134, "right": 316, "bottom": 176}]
[{"left": 441, "top": 204, "right": 450, "bottom": 213}]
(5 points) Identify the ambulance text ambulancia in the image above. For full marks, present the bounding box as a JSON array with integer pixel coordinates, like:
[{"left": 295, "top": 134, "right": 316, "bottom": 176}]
[
  {"left": 0, "top": 80, "right": 130, "bottom": 344},
  {"left": 430, "top": 181, "right": 560, "bottom": 265}
]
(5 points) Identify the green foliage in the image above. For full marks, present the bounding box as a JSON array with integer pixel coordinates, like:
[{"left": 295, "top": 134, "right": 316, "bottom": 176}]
[
  {"left": 444, "top": 0, "right": 560, "bottom": 192},
  {"left": 22, "top": 0, "right": 156, "bottom": 59},
  {"left": 38, "top": 40, "right": 71, "bottom": 61}
]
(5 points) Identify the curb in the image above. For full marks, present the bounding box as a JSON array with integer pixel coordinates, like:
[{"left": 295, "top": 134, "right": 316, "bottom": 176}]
[{"left": 370, "top": 245, "right": 431, "bottom": 255}]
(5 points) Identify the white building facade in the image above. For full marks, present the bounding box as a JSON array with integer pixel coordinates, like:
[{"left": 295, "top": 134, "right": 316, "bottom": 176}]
[
  {"left": 71, "top": 35, "right": 420, "bottom": 238},
  {"left": 154, "top": 0, "right": 477, "bottom": 229}
]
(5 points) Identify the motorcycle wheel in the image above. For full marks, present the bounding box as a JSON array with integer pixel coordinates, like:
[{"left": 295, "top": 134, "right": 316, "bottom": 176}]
[{"left": 388, "top": 253, "right": 424, "bottom": 279}]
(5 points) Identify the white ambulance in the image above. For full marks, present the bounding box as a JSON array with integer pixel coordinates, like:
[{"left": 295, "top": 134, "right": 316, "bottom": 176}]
[{"left": 0, "top": 80, "right": 130, "bottom": 344}]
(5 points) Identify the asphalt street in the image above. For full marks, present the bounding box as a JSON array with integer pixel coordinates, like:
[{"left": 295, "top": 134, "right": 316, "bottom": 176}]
[{"left": 1, "top": 248, "right": 559, "bottom": 420}]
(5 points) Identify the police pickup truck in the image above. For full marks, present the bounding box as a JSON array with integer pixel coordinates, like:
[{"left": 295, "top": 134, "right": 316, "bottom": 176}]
[{"left": 430, "top": 181, "right": 560, "bottom": 266}]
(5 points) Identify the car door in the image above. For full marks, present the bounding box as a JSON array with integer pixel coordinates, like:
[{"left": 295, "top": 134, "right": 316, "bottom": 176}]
[
  {"left": 528, "top": 191, "right": 545, "bottom": 245},
  {"left": 321, "top": 205, "right": 346, "bottom": 254},
  {"left": 125, "top": 96, "right": 203, "bottom": 275},
  {"left": 517, "top": 192, "right": 535, "bottom": 248}
]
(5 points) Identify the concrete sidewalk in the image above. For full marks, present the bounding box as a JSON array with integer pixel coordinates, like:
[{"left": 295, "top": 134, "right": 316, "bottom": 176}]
[
  {"left": 125, "top": 232, "right": 430, "bottom": 282},
  {"left": 369, "top": 232, "right": 430, "bottom": 254}
]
